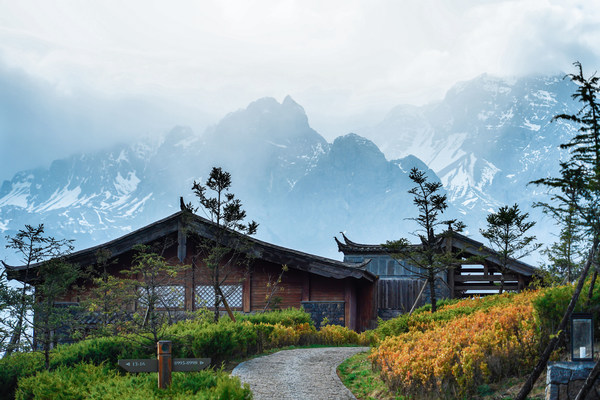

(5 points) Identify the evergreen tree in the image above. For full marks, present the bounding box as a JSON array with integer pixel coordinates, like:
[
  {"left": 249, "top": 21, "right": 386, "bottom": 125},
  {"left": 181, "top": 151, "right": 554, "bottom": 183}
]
[
  {"left": 518, "top": 62, "right": 600, "bottom": 400},
  {"left": 386, "top": 167, "right": 465, "bottom": 313},
  {"left": 122, "top": 244, "right": 188, "bottom": 343},
  {"left": 480, "top": 204, "right": 541, "bottom": 293},
  {"left": 537, "top": 166, "right": 584, "bottom": 283},
  {"left": 33, "top": 258, "right": 81, "bottom": 369},
  {"left": 82, "top": 249, "right": 138, "bottom": 337},
  {"left": 184, "top": 167, "right": 258, "bottom": 322},
  {"left": 3, "top": 224, "right": 73, "bottom": 357}
]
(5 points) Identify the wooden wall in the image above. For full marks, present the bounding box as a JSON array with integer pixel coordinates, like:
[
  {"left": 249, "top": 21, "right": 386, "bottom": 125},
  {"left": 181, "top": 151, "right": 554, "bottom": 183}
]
[{"left": 377, "top": 279, "right": 424, "bottom": 313}]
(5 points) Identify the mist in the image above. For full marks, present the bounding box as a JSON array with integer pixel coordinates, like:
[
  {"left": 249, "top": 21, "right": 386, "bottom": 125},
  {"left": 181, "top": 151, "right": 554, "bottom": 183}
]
[{"left": 0, "top": 62, "right": 210, "bottom": 180}]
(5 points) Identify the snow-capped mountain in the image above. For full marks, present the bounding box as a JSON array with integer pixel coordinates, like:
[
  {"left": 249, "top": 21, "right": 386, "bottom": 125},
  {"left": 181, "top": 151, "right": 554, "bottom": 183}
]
[
  {"left": 1, "top": 74, "right": 582, "bottom": 265},
  {"left": 0, "top": 96, "right": 429, "bottom": 263},
  {"left": 362, "top": 74, "right": 580, "bottom": 246}
]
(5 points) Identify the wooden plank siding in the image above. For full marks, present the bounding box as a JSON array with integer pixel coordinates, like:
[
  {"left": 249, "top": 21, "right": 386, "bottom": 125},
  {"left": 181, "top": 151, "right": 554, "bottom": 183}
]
[
  {"left": 377, "top": 279, "right": 425, "bottom": 313},
  {"left": 250, "top": 263, "right": 304, "bottom": 311}
]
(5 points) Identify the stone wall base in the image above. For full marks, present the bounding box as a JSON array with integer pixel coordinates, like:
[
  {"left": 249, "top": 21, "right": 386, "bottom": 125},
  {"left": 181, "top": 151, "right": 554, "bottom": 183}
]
[{"left": 547, "top": 362, "right": 599, "bottom": 400}]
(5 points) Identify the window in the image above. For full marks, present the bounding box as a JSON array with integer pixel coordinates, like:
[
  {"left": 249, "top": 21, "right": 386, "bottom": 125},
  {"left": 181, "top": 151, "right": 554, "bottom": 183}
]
[
  {"left": 138, "top": 285, "right": 185, "bottom": 309},
  {"left": 195, "top": 284, "right": 243, "bottom": 308}
]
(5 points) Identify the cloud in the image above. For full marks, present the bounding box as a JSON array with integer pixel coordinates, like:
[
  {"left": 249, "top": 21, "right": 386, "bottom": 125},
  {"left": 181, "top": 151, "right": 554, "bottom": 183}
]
[
  {"left": 0, "top": 61, "right": 207, "bottom": 180},
  {"left": 1, "top": 0, "right": 600, "bottom": 160}
]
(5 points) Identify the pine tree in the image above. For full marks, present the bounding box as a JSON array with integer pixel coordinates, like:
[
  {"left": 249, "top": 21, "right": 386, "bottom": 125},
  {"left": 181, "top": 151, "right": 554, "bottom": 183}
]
[
  {"left": 518, "top": 62, "right": 600, "bottom": 400},
  {"left": 3, "top": 224, "right": 73, "bottom": 357},
  {"left": 184, "top": 167, "right": 258, "bottom": 322},
  {"left": 480, "top": 204, "right": 541, "bottom": 293},
  {"left": 386, "top": 167, "right": 465, "bottom": 313}
]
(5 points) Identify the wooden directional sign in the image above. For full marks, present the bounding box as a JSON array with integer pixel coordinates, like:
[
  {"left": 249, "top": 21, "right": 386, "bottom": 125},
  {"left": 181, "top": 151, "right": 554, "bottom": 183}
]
[
  {"left": 172, "top": 358, "right": 211, "bottom": 372},
  {"left": 119, "top": 341, "right": 211, "bottom": 389},
  {"left": 118, "top": 359, "right": 158, "bottom": 373},
  {"left": 118, "top": 358, "right": 211, "bottom": 373}
]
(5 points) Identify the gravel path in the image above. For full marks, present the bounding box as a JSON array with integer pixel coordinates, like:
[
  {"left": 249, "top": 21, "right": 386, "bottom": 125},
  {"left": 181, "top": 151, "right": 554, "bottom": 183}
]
[{"left": 232, "top": 347, "right": 369, "bottom": 400}]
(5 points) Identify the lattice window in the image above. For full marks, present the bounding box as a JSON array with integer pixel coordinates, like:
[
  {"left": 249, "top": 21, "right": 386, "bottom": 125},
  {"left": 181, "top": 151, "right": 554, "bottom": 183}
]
[
  {"left": 138, "top": 286, "right": 185, "bottom": 309},
  {"left": 195, "top": 284, "right": 243, "bottom": 308}
]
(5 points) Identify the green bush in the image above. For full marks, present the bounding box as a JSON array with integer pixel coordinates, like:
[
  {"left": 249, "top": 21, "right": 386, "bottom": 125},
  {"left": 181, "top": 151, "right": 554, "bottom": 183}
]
[
  {"left": 191, "top": 321, "right": 258, "bottom": 364},
  {"left": 15, "top": 362, "right": 251, "bottom": 400},
  {"left": 4, "top": 307, "right": 357, "bottom": 398},
  {"left": 0, "top": 352, "right": 44, "bottom": 400},
  {"left": 236, "top": 307, "right": 314, "bottom": 327},
  {"left": 51, "top": 336, "right": 154, "bottom": 368},
  {"left": 532, "top": 281, "right": 600, "bottom": 345}
]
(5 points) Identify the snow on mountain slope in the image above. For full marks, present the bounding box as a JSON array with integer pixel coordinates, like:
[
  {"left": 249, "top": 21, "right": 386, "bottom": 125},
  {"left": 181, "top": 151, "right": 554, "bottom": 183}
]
[
  {"left": 0, "top": 97, "right": 433, "bottom": 263},
  {"left": 362, "top": 74, "right": 580, "bottom": 252}
]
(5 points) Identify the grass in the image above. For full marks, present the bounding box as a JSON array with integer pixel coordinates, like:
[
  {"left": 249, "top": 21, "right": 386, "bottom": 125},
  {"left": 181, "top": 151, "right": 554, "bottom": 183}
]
[
  {"left": 337, "top": 351, "right": 549, "bottom": 400},
  {"left": 337, "top": 351, "right": 402, "bottom": 400}
]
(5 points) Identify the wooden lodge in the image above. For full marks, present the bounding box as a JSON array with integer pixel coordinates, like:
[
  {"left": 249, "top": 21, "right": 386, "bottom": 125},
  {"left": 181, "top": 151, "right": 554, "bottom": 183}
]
[
  {"left": 335, "top": 231, "right": 540, "bottom": 320},
  {"left": 5, "top": 211, "right": 377, "bottom": 332}
]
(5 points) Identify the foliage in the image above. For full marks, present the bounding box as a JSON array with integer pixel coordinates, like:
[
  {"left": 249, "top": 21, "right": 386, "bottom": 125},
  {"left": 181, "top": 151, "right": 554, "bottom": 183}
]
[
  {"left": 80, "top": 249, "right": 138, "bottom": 337},
  {"left": 520, "top": 62, "right": 600, "bottom": 400},
  {"left": 14, "top": 363, "right": 251, "bottom": 400},
  {"left": 386, "top": 167, "right": 466, "bottom": 313},
  {"left": 376, "top": 294, "right": 517, "bottom": 340},
  {"left": 370, "top": 290, "right": 541, "bottom": 398},
  {"left": 236, "top": 307, "right": 314, "bottom": 327},
  {"left": 317, "top": 323, "right": 360, "bottom": 346},
  {"left": 3, "top": 224, "right": 74, "bottom": 357},
  {"left": 121, "top": 244, "right": 189, "bottom": 342},
  {"left": 533, "top": 279, "right": 600, "bottom": 341},
  {"left": 480, "top": 204, "right": 541, "bottom": 293},
  {"left": 183, "top": 166, "right": 258, "bottom": 322},
  {"left": 338, "top": 352, "right": 397, "bottom": 400},
  {"left": 33, "top": 257, "right": 82, "bottom": 369},
  {"left": 0, "top": 352, "right": 44, "bottom": 399},
  {"left": 0, "top": 307, "right": 364, "bottom": 398},
  {"left": 262, "top": 264, "right": 288, "bottom": 312}
]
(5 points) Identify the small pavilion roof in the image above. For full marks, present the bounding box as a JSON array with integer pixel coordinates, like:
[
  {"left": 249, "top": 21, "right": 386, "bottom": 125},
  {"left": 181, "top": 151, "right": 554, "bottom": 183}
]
[{"left": 336, "top": 231, "right": 540, "bottom": 278}]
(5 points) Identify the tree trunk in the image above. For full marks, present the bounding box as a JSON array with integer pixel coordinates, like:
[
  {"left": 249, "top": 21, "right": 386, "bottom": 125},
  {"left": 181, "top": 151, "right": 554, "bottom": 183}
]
[
  {"left": 429, "top": 272, "right": 437, "bottom": 313},
  {"left": 515, "top": 237, "right": 599, "bottom": 400}
]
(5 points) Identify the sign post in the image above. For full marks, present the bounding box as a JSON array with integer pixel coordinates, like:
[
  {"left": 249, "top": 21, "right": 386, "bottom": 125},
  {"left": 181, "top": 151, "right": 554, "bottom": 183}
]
[
  {"left": 118, "top": 342, "right": 210, "bottom": 389},
  {"left": 157, "top": 340, "right": 172, "bottom": 389}
]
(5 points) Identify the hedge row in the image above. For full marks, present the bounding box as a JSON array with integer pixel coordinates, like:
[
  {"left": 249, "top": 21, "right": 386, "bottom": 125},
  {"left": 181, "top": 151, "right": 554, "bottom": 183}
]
[{"left": 1, "top": 308, "right": 366, "bottom": 399}]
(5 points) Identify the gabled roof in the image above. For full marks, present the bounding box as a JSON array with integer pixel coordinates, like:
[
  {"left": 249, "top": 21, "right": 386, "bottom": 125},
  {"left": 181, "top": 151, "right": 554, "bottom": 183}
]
[
  {"left": 5, "top": 212, "right": 375, "bottom": 283},
  {"left": 336, "top": 231, "right": 540, "bottom": 277}
]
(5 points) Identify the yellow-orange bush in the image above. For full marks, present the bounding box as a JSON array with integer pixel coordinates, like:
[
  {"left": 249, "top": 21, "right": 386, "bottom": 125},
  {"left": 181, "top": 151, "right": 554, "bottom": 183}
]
[
  {"left": 370, "top": 290, "right": 540, "bottom": 398},
  {"left": 317, "top": 324, "right": 360, "bottom": 345}
]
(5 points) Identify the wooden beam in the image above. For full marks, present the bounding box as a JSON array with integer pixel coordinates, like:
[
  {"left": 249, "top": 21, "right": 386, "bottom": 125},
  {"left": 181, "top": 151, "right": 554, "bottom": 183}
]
[
  {"left": 301, "top": 273, "right": 310, "bottom": 302},
  {"left": 448, "top": 269, "right": 455, "bottom": 299},
  {"left": 454, "top": 284, "right": 519, "bottom": 291},
  {"left": 344, "top": 280, "right": 356, "bottom": 331},
  {"left": 454, "top": 274, "right": 519, "bottom": 282},
  {"left": 243, "top": 272, "right": 251, "bottom": 313}
]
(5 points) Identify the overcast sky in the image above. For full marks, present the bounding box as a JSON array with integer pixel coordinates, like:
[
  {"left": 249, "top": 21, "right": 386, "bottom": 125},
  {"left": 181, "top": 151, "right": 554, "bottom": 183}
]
[{"left": 1, "top": 0, "right": 600, "bottom": 179}]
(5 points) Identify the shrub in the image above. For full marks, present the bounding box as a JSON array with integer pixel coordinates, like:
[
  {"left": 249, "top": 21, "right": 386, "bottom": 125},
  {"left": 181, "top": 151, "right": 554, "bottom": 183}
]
[
  {"left": 376, "top": 292, "right": 522, "bottom": 339},
  {"left": 268, "top": 323, "right": 300, "bottom": 348},
  {"left": 370, "top": 290, "right": 540, "bottom": 398},
  {"left": 15, "top": 362, "right": 251, "bottom": 400},
  {"left": 191, "top": 321, "right": 257, "bottom": 364},
  {"left": 236, "top": 307, "right": 314, "bottom": 327},
  {"left": 317, "top": 324, "right": 360, "bottom": 346},
  {"left": 0, "top": 352, "right": 44, "bottom": 400},
  {"left": 51, "top": 336, "right": 154, "bottom": 367}
]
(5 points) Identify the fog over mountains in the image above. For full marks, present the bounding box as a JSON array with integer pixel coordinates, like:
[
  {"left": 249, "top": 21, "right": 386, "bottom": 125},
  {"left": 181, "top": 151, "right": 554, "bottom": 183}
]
[{"left": 0, "top": 74, "right": 581, "bottom": 264}]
